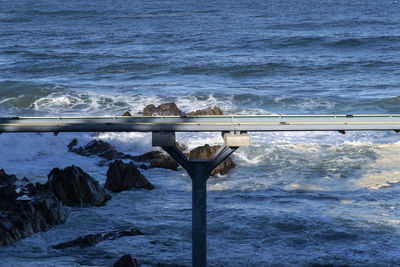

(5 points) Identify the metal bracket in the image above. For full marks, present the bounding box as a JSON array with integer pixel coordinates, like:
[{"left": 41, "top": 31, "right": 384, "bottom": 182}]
[
  {"left": 152, "top": 131, "right": 176, "bottom": 147},
  {"left": 223, "top": 131, "right": 250, "bottom": 147}
]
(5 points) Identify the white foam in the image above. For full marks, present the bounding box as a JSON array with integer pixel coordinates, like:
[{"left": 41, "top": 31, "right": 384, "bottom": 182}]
[
  {"left": 0, "top": 132, "right": 107, "bottom": 183},
  {"left": 96, "top": 132, "right": 152, "bottom": 155},
  {"left": 28, "top": 90, "right": 238, "bottom": 116},
  {"left": 273, "top": 96, "right": 335, "bottom": 111},
  {"left": 355, "top": 141, "right": 400, "bottom": 189}
]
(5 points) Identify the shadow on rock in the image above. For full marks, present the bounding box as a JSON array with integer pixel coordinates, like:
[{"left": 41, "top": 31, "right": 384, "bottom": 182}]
[
  {"left": 48, "top": 165, "right": 111, "bottom": 207},
  {"left": 105, "top": 160, "right": 154, "bottom": 192},
  {"left": 113, "top": 254, "right": 139, "bottom": 267},
  {"left": 0, "top": 170, "right": 66, "bottom": 246},
  {"left": 189, "top": 144, "right": 236, "bottom": 175}
]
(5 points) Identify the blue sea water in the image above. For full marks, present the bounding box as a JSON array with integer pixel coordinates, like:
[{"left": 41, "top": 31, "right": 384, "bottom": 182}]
[{"left": 1, "top": 0, "right": 400, "bottom": 266}]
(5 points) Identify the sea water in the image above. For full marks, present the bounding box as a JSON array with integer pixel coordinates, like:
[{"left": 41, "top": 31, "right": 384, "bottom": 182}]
[{"left": 1, "top": 0, "right": 400, "bottom": 266}]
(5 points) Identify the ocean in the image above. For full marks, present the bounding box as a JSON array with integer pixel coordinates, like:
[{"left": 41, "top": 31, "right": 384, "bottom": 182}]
[{"left": 1, "top": 0, "right": 400, "bottom": 266}]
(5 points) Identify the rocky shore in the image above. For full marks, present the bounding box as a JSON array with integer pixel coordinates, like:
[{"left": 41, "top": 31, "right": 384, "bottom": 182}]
[{"left": 0, "top": 103, "right": 234, "bottom": 266}]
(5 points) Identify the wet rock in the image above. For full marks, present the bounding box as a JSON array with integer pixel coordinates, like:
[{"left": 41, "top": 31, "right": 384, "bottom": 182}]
[
  {"left": 113, "top": 254, "right": 139, "bottom": 267},
  {"left": 0, "top": 183, "right": 18, "bottom": 203},
  {"left": 48, "top": 166, "right": 111, "bottom": 207},
  {"left": 187, "top": 106, "right": 223, "bottom": 116},
  {"left": 188, "top": 144, "right": 236, "bottom": 175},
  {"left": 68, "top": 138, "right": 180, "bottom": 171},
  {"left": 52, "top": 228, "right": 143, "bottom": 249},
  {"left": 143, "top": 102, "right": 183, "bottom": 116},
  {"left": 67, "top": 138, "right": 78, "bottom": 151},
  {"left": 0, "top": 170, "right": 18, "bottom": 204},
  {"left": 0, "top": 169, "right": 17, "bottom": 186},
  {"left": 149, "top": 158, "right": 179, "bottom": 170},
  {"left": 139, "top": 164, "right": 148, "bottom": 170},
  {"left": 68, "top": 139, "right": 128, "bottom": 161},
  {"left": 0, "top": 192, "right": 66, "bottom": 246},
  {"left": 156, "top": 264, "right": 189, "bottom": 267},
  {"left": 24, "top": 182, "right": 49, "bottom": 197},
  {"left": 175, "top": 142, "right": 188, "bottom": 153},
  {"left": 131, "top": 151, "right": 178, "bottom": 171},
  {"left": 105, "top": 160, "right": 154, "bottom": 192},
  {"left": 131, "top": 151, "right": 164, "bottom": 162}
]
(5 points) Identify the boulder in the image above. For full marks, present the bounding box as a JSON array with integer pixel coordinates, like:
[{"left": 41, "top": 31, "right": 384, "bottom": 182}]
[
  {"left": 105, "top": 160, "right": 154, "bottom": 192},
  {"left": 139, "top": 164, "right": 148, "bottom": 170},
  {"left": 122, "top": 111, "right": 132, "bottom": 116},
  {"left": 0, "top": 169, "right": 18, "bottom": 204},
  {"left": 68, "top": 138, "right": 180, "bottom": 171},
  {"left": 52, "top": 228, "right": 143, "bottom": 249},
  {"left": 0, "top": 169, "right": 17, "bottom": 186},
  {"left": 142, "top": 102, "right": 183, "bottom": 116},
  {"left": 131, "top": 151, "right": 179, "bottom": 171},
  {"left": 188, "top": 145, "right": 236, "bottom": 175},
  {"left": 156, "top": 264, "right": 189, "bottom": 267},
  {"left": 0, "top": 192, "right": 65, "bottom": 246},
  {"left": 150, "top": 158, "right": 179, "bottom": 170},
  {"left": 113, "top": 254, "right": 139, "bottom": 267},
  {"left": 187, "top": 106, "right": 223, "bottom": 116},
  {"left": 24, "top": 182, "right": 49, "bottom": 197},
  {"left": 176, "top": 142, "right": 188, "bottom": 152},
  {"left": 131, "top": 151, "right": 165, "bottom": 162},
  {"left": 48, "top": 166, "right": 111, "bottom": 207},
  {"left": 68, "top": 139, "right": 128, "bottom": 161},
  {"left": 0, "top": 183, "right": 18, "bottom": 203},
  {"left": 67, "top": 138, "right": 78, "bottom": 151}
]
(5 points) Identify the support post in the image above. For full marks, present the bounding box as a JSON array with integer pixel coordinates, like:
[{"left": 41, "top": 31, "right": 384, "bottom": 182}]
[
  {"left": 153, "top": 131, "right": 249, "bottom": 267},
  {"left": 191, "top": 161, "right": 208, "bottom": 267}
]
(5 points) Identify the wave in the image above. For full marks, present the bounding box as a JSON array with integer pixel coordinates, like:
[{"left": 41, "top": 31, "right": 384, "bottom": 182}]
[
  {"left": 172, "top": 62, "right": 294, "bottom": 77},
  {"left": 2, "top": 83, "right": 400, "bottom": 117},
  {"left": 271, "top": 36, "right": 326, "bottom": 48},
  {"left": 327, "top": 36, "right": 400, "bottom": 48},
  {"left": 235, "top": 35, "right": 400, "bottom": 50}
]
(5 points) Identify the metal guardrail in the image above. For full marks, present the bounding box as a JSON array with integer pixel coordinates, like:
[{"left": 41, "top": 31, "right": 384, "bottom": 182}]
[{"left": 1, "top": 114, "right": 400, "bottom": 132}]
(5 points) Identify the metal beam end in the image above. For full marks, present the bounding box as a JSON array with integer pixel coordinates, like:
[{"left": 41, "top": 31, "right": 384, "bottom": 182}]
[
  {"left": 223, "top": 132, "right": 250, "bottom": 147},
  {"left": 152, "top": 132, "right": 176, "bottom": 147}
]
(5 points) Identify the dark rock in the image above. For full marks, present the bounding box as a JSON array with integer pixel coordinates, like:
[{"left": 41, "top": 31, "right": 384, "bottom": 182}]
[
  {"left": 113, "top": 254, "right": 139, "bottom": 267},
  {"left": 0, "top": 169, "right": 17, "bottom": 186},
  {"left": 105, "top": 160, "right": 154, "bottom": 192},
  {"left": 131, "top": 151, "right": 165, "bottom": 162},
  {"left": 0, "top": 193, "right": 66, "bottom": 246},
  {"left": 68, "top": 138, "right": 180, "bottom": 171},
  {"left": 122, "top": 111, "right": 132, "bottom": 116},
  {"left": 157, "top": 264, "right": 189, "bottom": 267},
  {"left": 48, "top": 166, "right": 111, "bottom": 207},
  {"left": 149, "top": 158, "right": 179, "bottom": 171},
  {"left": 0, "top": 184, "right": 18, "bottom": 203},
  {"left": 52, "top": 228, "right": 143, "bottom": 249},
  {"left": 131, "top": 151, "right": 179, "bottom": 171},
  {"left": 21, "top": 177, "right": 30, "bottom": 183},
  {"left": 24, "top": 182, "right": 49, "bottom": 197},
  {"left": 176, "top": 142, "right": 188, "bottom": 153},
  {"left": 143, "top": 102, "right": 183, "bottom": 116},
  {"left": 0, "top": 169, "right": 18, "bottom": 205},
  {"left": 188, "top": 144, "right": 236, "bottom": 175},
  {"left": 139, "top": 164, "right": 148, "bottom": 170},
  {"left": 187, "top": 106, "right": 223, "bottom": 116},
  {"left": 69, "top": 139, "right": 127, "bottom": 161},
  {"left": 67, "top": 138, "right": 78, "bottom": 151}
]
